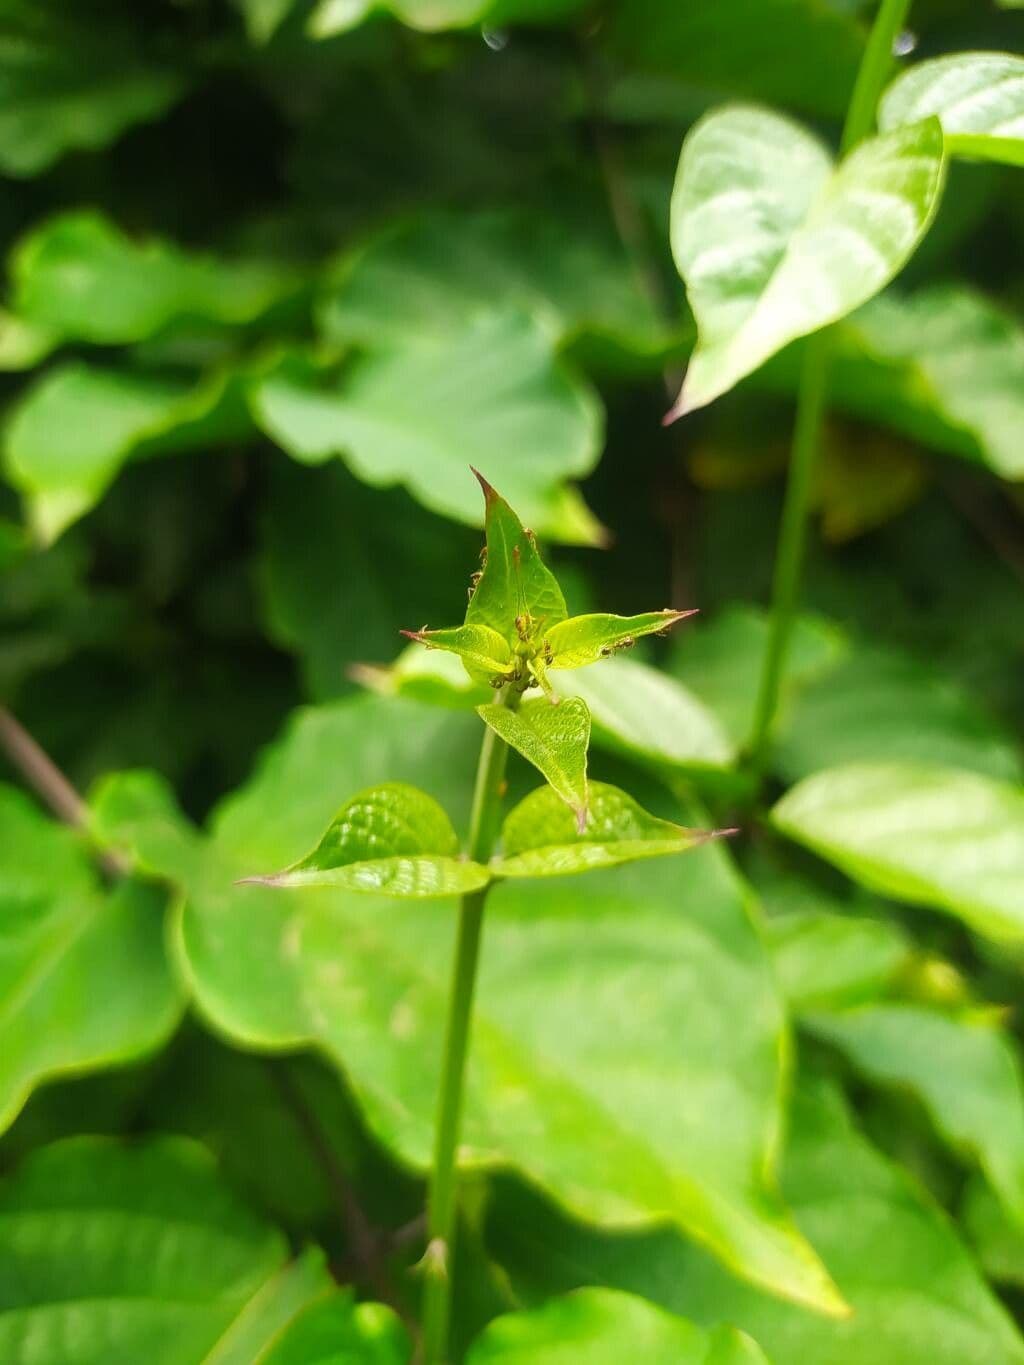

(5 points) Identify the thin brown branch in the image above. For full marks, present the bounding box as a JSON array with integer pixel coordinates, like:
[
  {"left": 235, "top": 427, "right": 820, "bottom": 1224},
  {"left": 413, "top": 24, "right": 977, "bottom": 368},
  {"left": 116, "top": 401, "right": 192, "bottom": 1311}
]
[{"left": 0, "top": 704, "right": 126, "bottom": 876}]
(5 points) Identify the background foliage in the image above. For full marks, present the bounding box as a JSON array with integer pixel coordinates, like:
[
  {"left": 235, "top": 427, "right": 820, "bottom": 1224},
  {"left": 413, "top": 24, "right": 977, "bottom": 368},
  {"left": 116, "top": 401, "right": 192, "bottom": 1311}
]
[{"left": 1, "top": 0, "right": 1023, "bottom": 1360}]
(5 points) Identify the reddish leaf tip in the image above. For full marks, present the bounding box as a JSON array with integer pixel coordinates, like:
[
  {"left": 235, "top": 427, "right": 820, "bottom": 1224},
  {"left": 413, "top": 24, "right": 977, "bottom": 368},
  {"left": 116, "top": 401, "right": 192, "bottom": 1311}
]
[
  {"left": 400, "top": 628, "right": 426, "bottom": 643},
  {"left": 470, "top": 466, "right": 499, "bottom": 503},
  {"left": 574, "top": 805, "right": 588, "bottom": 835},
  {"left": 235, "top": 874, "right": 278, "bottom": 887}
]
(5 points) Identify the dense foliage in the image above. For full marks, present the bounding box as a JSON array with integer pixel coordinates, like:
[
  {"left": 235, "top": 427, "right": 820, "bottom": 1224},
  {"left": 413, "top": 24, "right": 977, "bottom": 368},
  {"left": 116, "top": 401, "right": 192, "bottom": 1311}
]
[{"left": 1, "top": 0, "right": 1023, "bottom": 1360}]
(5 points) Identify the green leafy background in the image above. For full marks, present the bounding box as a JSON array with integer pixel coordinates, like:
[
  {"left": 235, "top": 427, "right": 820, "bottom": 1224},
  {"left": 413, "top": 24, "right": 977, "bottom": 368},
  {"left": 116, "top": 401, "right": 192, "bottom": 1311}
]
[{"left": 1, "top": 0, "right": 1023, "bottom": 1360}]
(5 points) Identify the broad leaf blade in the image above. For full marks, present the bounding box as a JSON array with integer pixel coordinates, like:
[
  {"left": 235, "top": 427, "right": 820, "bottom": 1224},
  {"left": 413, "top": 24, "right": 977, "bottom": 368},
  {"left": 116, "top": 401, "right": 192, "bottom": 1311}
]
[
  {"left": 465, "top": 472, "right": 568, "bottom": 641},
  {"left": 244, "top": 781, "right": 490, "bottom": 898},
  {"left": 772, "top": 762, "right": 1024, "bottom": 941},
  {"left": 478, "top": 697, "right": 590, "bottom": 827},
  {"left": 466, "top": 1288, "right": 772, "bottom": 1364},
  {"left": 545, "top": 610, "right": 695, "bottom": 669},
  {"left": 405, "top": 623, "right": 514, "bottom": 686},
  {"left": 495, "top": 781, "right": 724, "bottom": 878},
  {"left": 880, "top": 53, "right": 1024, "bottom": 167},
  {"left": 670, "top": 108, "right": 946, "bottom": 414}
]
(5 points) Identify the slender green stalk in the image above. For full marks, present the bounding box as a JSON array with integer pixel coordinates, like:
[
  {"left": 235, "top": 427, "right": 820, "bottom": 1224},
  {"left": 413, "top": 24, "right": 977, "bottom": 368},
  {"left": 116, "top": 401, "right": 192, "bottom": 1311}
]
[
  {"left": 749, "top": 0, "right": 913, "bottom": 768},
  {"left": 421, "top": 683, "right": 521, "bottom": 1364}
]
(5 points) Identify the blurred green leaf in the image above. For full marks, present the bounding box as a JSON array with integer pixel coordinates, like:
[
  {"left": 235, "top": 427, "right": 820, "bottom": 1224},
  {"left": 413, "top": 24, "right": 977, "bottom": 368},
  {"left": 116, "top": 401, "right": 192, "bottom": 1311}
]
[
  {"left": 478, "top": 698, "right": 590, "bottom": 825},
  {"left": 0, "top": 2, "right": 185, "bottom": 177},
  {"left": 0, "top": 1135, "right": 400, "bottom": 1360},
  {"left": 963, "top": 1175, "right": 1024, "bottom": 1286},
  {"left": 765, "top": 911, "right": 911, "bottom": 1013},
  {"left": 773, "top": 762, "right": 1024, "bottom": 942},
  {"left": 93, "top": 698, "right": 843, "bottom": 1314},
  {"left": 487, "top": 1080, "right": 1024, "bottom": 1365},
  {"left": 495, "top": 781, "right": 720, "bottom": 878},
  {"left": 263, "top": 1293, "right": 409, "bottom": 1364},
  {"left": 466, "top": 1288, "right": 771, "bottom": 1364},
  {"left": 0, "top": 785, "right": 182, "bottom": 1138},
  {"left": 3, "top": 363, "right": 252, "bottom": 543},
  {"left": 233, "top": 0, "right": 300, "bottom": 43},
  {"left": 809, "top": 1004, "right": 1024, "bottom": 1224},
  {"left": 243, "top": 781, "right": 489, "bottom": 897},
  {"left": 880, "top": 53, "right": 1024, "bottom": 167},
  {"left": 251, "top": 315, "right": 604, "bottom": 544},
  {"left": 669, "top": 111, "right": 945, "bottom": 415},
  {"left": 310, "top": 0, "right": 588, "bottom": 36},
  {"left": 13, "top": 211, "right": 295, "bottom": 345}
]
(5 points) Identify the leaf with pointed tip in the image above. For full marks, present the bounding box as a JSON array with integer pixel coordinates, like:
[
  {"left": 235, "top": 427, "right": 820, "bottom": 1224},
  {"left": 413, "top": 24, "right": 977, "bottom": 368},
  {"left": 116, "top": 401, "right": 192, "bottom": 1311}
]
[
  {"left": 772, "top": 762, "right": 1024, "bottom": 942},
  {"left": 465, "top": 474, "right": 568, "bottom": 643},
  {"left": 244, "top": 782, "right": 490, "bottom": 898},
  {"left": 880, "top": 53, "right": 1024, "bottom": 167},
  {"left": 466, "top": 1288, "right": 772, "bottom": 1365},
  {"left": 495, "top": 781, "right": 720, "bottom": 879},
  {"left": 669, "top": 108, "right": 945, "bottom": 414},
  {"left": 479, "top": 698, "right": 590, "bottom": 827},
  {"left": 808, "top": 1004, "right": 1024, "bottom": 1226},
  {"left": 0, "top": 1135, "right": 402, "bottom": 1361},
  {"left": 544, "top": 610, "right": 695, "bottom": 670},
  {"left": 406, "top": 623, "right": 514, "bottom": 686}
]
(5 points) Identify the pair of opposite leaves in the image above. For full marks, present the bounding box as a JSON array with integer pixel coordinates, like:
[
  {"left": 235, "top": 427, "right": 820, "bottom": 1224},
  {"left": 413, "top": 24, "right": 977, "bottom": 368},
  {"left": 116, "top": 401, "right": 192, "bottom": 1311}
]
[{"left": 246, "top": 475, "right": 727, "bottom": 896}]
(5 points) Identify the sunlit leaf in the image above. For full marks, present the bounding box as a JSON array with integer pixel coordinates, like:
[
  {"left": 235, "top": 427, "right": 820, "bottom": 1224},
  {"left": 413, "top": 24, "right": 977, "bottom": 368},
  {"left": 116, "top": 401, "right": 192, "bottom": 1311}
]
[
  {"left": 242, "top": 781, "right": 490, "bottom": 897},
  {"left": 880, "top": 53, "right": 1024, "bottom": 167},
  {"left": 0, "top": 785, "right": 182, "bottom": 1138},
  {"left": 809, "top": 1004, "right": 1024, "bottom": 1224},
  {"left": 478, "top": 698, "right": 589, "bottom": 826},
  {"left": 544, "top": 610, "right": 695, "bottom": 670},
  {"left": 406, "top": 623, "right": 514, "bottom": 686},
  {"left": 251, "top": 314, "right": 604, "bottom": 544},
  {"left": 0, "top": 1135, "right": 398, "bottom": 1360},
  {"left": 487, "top": 1079, "right": 1024, "bottom": 1365},
  {"left": 773, "top": 762, "right": 1024, "bottom": 942},
  {"left": 2, "top": 363, "right": 251, "bottom": 543},
  {"left": 466, "top": 1288, "right": 772, "bottom": 1364},
  {"left": 13, "top": 211, "right": 294, "bottom": 345},
  {"left": 495, "top": 781, "right": 723, "bottom": 878},
  {"left": 669, "top": 109, "right": 945, "bottom": 415},
  {"left": 0, "top": 3, "right": 185, "bottom": 177},
  {"left": 91, "top": 698, "right": 843, "bottom": 1313}
]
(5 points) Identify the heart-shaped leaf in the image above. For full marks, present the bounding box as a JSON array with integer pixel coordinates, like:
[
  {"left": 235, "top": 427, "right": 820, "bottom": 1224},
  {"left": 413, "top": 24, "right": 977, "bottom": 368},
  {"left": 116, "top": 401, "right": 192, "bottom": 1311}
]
[
  {"left": 0, "top": 1135, "right": 404, "bottom": 1361},
  {"left": 669, "top": 108, "right": 945, "bottom": 415},
  {"left": 495, "top": 781, "right": 725, "bottom": 879},
  {"left": 772, "top": 762, "right": 1024, "bottom": 942},
  {"left": 0, "top": 783, "right": 182, "bottom": 1138},
  {"left": 466, "top": 1288, "right": 772, "bottom": 1364},
  {"left": 880, "top": 52, "right": 1024, "bottom": 167},
  {"left": 478, "top": 697, "right": 590, "bottom": 828},
  {"left": 544, "top": 610, "right": 696, "bottom": 670},
  {"left": 242, "top": 781, "right": 490, "bottom": 897}
]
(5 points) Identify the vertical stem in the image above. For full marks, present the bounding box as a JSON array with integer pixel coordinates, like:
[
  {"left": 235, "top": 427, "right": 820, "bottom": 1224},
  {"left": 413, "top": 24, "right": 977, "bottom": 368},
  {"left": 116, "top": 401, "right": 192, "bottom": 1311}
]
[
  {"left": 421, "top": 684, "right": 521, "bottom": 1364},
  {"left": 748, "top": 0, "right": 913, "bottom": 768}
]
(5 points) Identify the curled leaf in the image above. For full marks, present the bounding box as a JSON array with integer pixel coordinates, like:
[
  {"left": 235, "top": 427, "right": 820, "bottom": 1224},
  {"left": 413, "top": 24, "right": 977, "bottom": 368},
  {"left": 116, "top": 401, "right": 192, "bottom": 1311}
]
[
  {"left": 241, "top": 781, "right": 490, "bottom": 898},
  {"left": 402, "top": 622, "right": 513, "bottom": 686},
  {"left": 544, "top": 610, "right": 697, "bottom": 669}
]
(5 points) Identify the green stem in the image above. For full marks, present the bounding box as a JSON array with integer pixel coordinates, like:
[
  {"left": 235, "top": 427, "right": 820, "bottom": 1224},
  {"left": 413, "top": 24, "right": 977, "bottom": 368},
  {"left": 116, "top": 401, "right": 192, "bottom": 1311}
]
[
  {"left": 421, "top": 684, "right": 521, "bottom": 1364},
  {"left": 748, "top": 0, "right": 913, "bottom": 769}
]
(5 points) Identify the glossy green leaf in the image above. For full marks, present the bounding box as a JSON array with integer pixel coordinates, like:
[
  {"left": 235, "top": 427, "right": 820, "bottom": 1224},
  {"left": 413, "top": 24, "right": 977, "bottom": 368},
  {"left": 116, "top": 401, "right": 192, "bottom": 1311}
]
[
  {"left": 3, "top": 363, "right": 251, "bottom": 543},
  {"left": 0, "top": 784, "right": 182, "bottom": 1137},
  {"left": 92, "top": 697, "right": 842, "bottom": 1314},
  {"left": 0, "top": 1135, "right": 400, "bottom": 1361},
  {"left": 466, "top": 1288, "right": 771, "bottom": 1364},
  {"left": 251, "top": 313, "right": 604, "bottom": 544},
  {"left": 773, "top": 762, "right": 1024, "bottom": 942},
  {"left": 880, "top": 53, "right": 1024, "bottom": 167},
  {"left": 464, "top": 473, "right": 568, "bottom": 643},
  {"left": 478, "top": 698, "right": 590, "bottom": 827},
  {"left": 242, "top": 781, "right": 490, "bottom": 897},
  {"left": 544, "top": 610, "right": 695, "bottom": 670},
  {"left": 488, "top": 1080, "right": 1024, "bottom": 1365},
  {"left": 809, "top": 1004, "right": 1024, "bottom": 1224},
  {"left": 407, "top": 623, "right": 514, "bottom": 687},
  {"left": 496, "top": 781, "right": 723, "bottom": 879},
  {"left": 13, "top": 211, "right": 293, "bottom": 345},
  {"left": 556, "top": 657, "right": 735, "bottom": 774},
  {"left": 0, "top": 3, "right": 185, "bottom": 177},
  {"left": 775, "top": 643, "right": 1024, "bottom": 785},
  {"left": 318, "top": 206, "right": 671, "bottom": 362},
  {"left": 606, "top": 0, "right": 864, "bottom": 119},
  {"left": 669, "top": 110, "right": 945, "bottom": 415}
]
